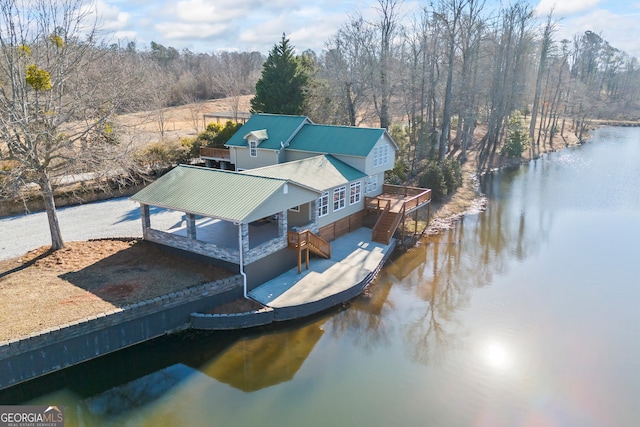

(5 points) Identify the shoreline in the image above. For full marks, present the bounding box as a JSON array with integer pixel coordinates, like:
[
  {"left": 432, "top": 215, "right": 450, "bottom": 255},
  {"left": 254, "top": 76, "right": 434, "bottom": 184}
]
[{"left": 423, "top": 125, "right": 587, "bottom": 237}]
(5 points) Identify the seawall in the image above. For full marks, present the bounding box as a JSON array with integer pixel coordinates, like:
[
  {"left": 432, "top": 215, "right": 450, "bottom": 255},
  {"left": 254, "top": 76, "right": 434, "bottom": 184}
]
[{"left": 0, "top": 275, "right": 243, "bottom": 391}]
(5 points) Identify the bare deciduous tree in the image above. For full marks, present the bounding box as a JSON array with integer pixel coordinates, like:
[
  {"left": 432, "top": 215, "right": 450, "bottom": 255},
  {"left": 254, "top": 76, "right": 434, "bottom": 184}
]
[{"left": 0, "top": 0, "right": 143, "bottom": 250}]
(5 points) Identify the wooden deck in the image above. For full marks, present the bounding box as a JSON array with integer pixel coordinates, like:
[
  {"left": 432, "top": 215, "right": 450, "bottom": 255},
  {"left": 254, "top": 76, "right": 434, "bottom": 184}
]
[
  {"left": 365, "top": 184, "right": 431, "bottom": 244},
  {"left": 199, "top": 146, "right": 231, "bottom": 160},
  {"left": 365, "top": 184, "right": 432, "bottom": 214}
]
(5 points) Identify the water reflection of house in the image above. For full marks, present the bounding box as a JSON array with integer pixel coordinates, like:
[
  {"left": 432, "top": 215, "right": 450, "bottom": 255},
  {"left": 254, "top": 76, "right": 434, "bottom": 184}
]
[
  {"left": 201, "top": 320, "right": 325, "bottom": 391},
  {"left": 132, "top": 113, "right": 431, "bottom": 294},
  {"left": 80, "top": 364, "right": 210, "bottom": 422}
]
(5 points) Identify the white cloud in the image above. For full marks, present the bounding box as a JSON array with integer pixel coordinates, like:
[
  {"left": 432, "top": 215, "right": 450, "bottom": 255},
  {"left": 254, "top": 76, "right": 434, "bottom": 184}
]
[
  {"left": 534, "top": 0, "right": 600, "bottom": 17},
  {"left": 96, "top": 0, "right": 640, "bottom": 58},
  {"left": 557, "top": 8, "right": 640, "bottom": 58},
  {"left": 171, "top": 0, "right": 249, "bottom": 23},
  {"left": 154, "top": 21, "right": 228, "bottom": 40},
  {"left": 93, "top": 0, "right": 131, "bottom": 30}
]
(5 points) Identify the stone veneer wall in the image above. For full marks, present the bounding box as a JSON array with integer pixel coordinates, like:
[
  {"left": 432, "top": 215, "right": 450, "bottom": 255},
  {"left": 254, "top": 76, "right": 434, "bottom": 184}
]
[
  {"left": 0, "top": 275, "right": 243, "bottom": 390},
  {"left": 145, "top": 226, "right": 291, "bottom": 266},
  {"left": 144, "top": 228, "right": 240, "bottom": 264},
  {"left": 245, "top": 238, "right": 288, "bottom": 264}
]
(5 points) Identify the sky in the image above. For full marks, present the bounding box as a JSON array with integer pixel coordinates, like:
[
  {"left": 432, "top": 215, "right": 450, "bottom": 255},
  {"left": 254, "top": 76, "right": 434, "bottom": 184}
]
[{"left": 95, "top": 0, "right": 640, "bottom": 58}]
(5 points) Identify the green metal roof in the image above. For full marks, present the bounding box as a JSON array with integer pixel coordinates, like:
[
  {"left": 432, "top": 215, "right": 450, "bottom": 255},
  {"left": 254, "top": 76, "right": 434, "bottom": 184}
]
[
  {"left": 225, "top": 113, "right": 310, "bottom": 150},
  {"left": 287, "top": 124, "right": 392, "bottom": 157},
  {"left": 243, "top": 155, "right": 367, "bottom": 191},
  {"left": 224, "top": 113, "right": 398, "bottom": 158},
  {"left": 131, "top": 165, "right": 319, "bottom": 224}
]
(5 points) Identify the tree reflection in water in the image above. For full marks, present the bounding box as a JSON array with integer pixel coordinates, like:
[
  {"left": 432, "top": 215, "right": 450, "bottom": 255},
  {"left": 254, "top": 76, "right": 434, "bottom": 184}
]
[{"left": 376, "top": 166, "right": 556, "bottom": 366}]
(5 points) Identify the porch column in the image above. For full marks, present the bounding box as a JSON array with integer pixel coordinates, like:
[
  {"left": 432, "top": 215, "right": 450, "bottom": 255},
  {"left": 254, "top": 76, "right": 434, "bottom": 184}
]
[
  {"left": 186, "top": 213, "right": 197, "bottom": 240},
  {"left": 241, "top": 223, "right": 250, "bottom": 253},
  {"left": 140, "top": 204, "right": 151, "bottom": 232},
  {"left": 309, "top": 200, "right": 319, "bottom": 233},
  {"left": 278, "top": 210, "right": 287, "bottom": 237}
]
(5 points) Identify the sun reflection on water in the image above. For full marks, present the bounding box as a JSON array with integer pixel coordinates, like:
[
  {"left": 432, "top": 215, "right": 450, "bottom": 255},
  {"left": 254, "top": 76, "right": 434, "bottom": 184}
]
[{"left": 482, "top": 341, "right": 513, "bottom": 371}]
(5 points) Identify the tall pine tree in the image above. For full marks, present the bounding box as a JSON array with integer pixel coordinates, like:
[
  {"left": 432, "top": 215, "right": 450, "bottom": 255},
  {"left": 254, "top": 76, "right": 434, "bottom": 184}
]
[{"left": 250, "top": 34, "right": 309, "bottom": 115}]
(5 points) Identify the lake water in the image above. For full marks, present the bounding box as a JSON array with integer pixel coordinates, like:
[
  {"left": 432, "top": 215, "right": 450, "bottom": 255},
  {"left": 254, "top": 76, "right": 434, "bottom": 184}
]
[{"left": 3, "top": 127, "right": 640, "bottom": 426}]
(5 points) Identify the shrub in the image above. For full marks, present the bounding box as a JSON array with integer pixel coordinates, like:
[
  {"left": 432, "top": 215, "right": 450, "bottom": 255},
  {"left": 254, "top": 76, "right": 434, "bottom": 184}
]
[
  {"left": 196, "top": 121, "right": 242, "bottom": 148},
  {"left": 443, "top": 158, "right": 463, "bottom": 193},
  {"left": 385, "top": 160, "right": 407, "bottom": 185},
  {"left": 501, "top": 113, "right": 530, "bottom": 158},
  {"left": 134, "top": 141, "right": 187, "bottom": 174},
  {"left": 418, "top": 158, "right": 463, "bottom": 201},
  {"left": 180, "top": 136, "right": 200, "bottom": 159}
]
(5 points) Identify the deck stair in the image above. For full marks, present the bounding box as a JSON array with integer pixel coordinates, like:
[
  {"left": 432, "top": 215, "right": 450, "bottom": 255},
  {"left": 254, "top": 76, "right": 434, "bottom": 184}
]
[
  {"left": 366, "top": 185, "right": 432, "bottom": 245},
  {"left": 287, "top": 230, "right": 331, "bottom": 273},
  {"left": 371, "top": 201, "right": 404, "bottom": 245}
]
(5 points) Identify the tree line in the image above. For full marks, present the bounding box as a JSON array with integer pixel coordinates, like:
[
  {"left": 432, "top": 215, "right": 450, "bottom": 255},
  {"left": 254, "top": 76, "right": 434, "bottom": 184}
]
[
  {"left": 306, "top": 0, "right": 640, "bottom": 172},
  {"left": 2, "top": 0, "right": 639, "bottom": 251},
  {"left": 108, "top": 0, "right": 640, "bottom": 174}
]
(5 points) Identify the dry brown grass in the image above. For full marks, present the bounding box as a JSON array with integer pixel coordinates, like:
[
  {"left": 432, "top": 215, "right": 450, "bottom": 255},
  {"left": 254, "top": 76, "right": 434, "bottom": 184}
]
[
  {"left": 115, "top": 95, "right": 253, "bottom": 147},
  {"left": 0, "top": 239, "right": 234, "bottom": 343}
]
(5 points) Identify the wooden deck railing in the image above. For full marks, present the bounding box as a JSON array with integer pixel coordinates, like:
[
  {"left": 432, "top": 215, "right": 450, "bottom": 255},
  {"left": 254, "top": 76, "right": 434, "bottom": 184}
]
[
  {"left": 365, "top": 186, "right": 431, "bottom": 213},
  {"left": 382, "top": 184, "right": 432, "bottom": 212},
  {"left": 367, "top": 185, "right": 431, "bottom": 244},
  {"left": 199, "top": 146, "right": 231, "bottom": 160},
  {"left": 288, "top": 229, "right": 331, "bottom": 273}
]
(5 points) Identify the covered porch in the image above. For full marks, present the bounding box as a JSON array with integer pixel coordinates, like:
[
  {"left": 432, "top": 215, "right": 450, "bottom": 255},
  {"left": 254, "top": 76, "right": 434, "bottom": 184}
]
[{"left": 131, "top": 165, "right": 321, "bottom": 267}]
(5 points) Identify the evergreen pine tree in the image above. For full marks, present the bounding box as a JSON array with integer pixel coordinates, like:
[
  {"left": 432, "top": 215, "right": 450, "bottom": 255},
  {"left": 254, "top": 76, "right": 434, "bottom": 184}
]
[{"left": 250, "top": 34, "right": 309, "bottom": 115}]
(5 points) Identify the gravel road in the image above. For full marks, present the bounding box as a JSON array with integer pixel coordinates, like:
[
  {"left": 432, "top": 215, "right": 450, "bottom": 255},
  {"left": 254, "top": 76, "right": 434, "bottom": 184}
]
[{"left": 0, "top": 197, "right": 185, "bottom": 261}]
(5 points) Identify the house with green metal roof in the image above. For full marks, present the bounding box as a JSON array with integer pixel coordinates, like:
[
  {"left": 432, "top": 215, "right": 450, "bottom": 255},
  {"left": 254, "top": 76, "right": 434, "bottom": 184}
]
[
  {"left": 134, "top": 114, "right": 429, "bottom": 294},
  {"left": 221, "top": 113, "right": 398, "bottom": 239}
]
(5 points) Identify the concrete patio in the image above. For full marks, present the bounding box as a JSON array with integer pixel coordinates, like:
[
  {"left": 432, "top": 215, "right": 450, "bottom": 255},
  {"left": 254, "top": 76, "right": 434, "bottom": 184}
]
[{"left": 249, "top": 227, "right": 395, "bottom": 321}]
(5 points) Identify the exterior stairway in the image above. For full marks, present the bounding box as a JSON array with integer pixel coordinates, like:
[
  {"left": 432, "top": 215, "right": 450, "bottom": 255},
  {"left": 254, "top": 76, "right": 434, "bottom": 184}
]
[
  {"left": 371, "top": 200, "right": 405, "bottom": 245},
  {"left": 287, "top": 230, "right": 331, "bottom": 273},
  {"left": 372, "top": 211, "right": 401, "bottom": 244}
]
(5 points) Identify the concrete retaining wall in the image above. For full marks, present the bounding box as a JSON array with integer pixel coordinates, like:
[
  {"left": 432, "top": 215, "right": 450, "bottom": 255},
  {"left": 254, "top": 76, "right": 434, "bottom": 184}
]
[
  {"left": 190, "top": 307, "right": 275, "bottom": 330},
  {"left": 0, "top": 275, "right": 243, "bottom": 391}
]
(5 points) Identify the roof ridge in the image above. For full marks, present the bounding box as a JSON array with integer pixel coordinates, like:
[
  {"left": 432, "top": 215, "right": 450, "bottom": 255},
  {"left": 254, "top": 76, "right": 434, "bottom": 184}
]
[
  {"left": 305, "top": 122, "right": 384, "bottom": 131},
  {"left": 254, "top": 112, "right": 308, "bottom": 119},
  {"left": 177, "top": 164, "right": 289, "bottom": 183},
  {"left": 246, "top": 154, "right": 327, "bottom": 172}
]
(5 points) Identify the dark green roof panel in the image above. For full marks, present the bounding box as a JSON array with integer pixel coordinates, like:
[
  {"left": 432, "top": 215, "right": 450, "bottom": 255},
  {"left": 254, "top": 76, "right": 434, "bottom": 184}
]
[
  {"left": 287, "top": 124, "right": 386, "bottom": 157},
  {"left": 225, "top": 113, "right": 309, "bottom": 150}
]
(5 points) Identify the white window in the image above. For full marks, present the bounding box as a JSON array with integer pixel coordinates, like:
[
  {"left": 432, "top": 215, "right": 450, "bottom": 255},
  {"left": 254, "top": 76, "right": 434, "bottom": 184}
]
[
  {"left": 249, "top": 140, "right": 257, "bottom": 157},
  {"left": 333, "top": 186, "right": 346, "bottom": 211},
  {"left": 350, "top": 181, "right": 361, "bottom": 205},
  {"left": 373, "top": 144, "right": 389, "bottom": 167},
  {"left": 365, "top": 175, "right": 378, "bottom": 194},
  {"left": 318, "top": 192, "right": 329, "bottom": 217}
]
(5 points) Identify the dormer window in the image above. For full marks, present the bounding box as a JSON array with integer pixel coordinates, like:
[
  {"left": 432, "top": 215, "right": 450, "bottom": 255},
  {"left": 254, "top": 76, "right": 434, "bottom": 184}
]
[{"left": 244, "top": 129, "right": 268, "bottom": 158}]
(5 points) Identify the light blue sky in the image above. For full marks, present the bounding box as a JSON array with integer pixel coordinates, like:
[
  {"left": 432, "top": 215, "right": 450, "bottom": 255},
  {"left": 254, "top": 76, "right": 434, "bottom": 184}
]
[{"left": 96, "top": 0, "right": 640, "bottom": 58}]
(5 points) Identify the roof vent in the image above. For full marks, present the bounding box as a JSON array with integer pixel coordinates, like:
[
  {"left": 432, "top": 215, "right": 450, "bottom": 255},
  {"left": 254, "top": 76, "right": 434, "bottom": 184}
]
[{"left": 283, "top": 183, "right": 289, "bottom": 194}]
